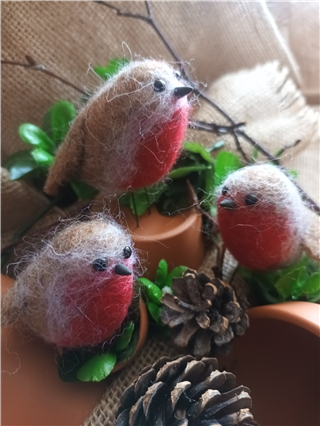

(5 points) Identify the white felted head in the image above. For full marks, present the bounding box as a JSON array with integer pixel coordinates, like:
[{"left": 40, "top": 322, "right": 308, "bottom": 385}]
[
  {"left": 217, "top": 164, "right": 307, "bottom": 270},
  {"left": 1, "top": 214, "right": 138, "bottom": 348},
  {"left": 44, "top": 59, "right": 193, "bottom": 195}
]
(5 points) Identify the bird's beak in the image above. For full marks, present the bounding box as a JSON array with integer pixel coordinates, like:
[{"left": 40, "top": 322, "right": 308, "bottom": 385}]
[
  {"left": 220, "top": 199, "right": 237, "bottom": 210},
  {"left": 174, "top": 86, "right": 193, "bottom": 98},
  {"left": 115, "top": 263, "right": 132, "bottom": 276}
]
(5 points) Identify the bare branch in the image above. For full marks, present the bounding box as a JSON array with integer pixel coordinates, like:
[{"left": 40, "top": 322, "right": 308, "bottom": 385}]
[{"left": 1, "top": 56, "right": 86, "bottom": 95}]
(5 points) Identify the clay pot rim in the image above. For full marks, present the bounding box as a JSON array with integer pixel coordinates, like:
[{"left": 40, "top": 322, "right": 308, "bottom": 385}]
[
  {"left": 132, "top": 207, "right": 201, "bottom": 242},
  {"left": 248, "top": 301, "right": 320, "bottom": 338},
  {"left": 111, "top": 299, "right": 148, "bottom": 374}
]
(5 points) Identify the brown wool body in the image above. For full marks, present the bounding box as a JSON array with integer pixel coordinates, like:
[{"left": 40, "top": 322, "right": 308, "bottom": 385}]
[
  {"left": 44, "top": 60, "right": 192, "bottom": 196},
  {"left": 1, "top": 215, "right": 138, "bottom": 348}
]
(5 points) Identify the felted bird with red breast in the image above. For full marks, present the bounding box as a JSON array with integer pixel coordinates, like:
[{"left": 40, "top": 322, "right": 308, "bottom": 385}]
[
  {"left": 1, "top": 215, "right": 137, "bottom": 349},
  {"left": 44, "top": 60, "right": 193, "bottom": 196},
  {"left": 217, "top": 164, "right": 313, "bottom": 271}
]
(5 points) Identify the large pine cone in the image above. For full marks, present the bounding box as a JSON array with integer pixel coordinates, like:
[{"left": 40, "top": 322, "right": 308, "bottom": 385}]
[
  {"left": 161, "top": 269, "right": 249, "bottom": 357},
  {"left": 115, "top": 355, "right": 257, "bottom": 426}
]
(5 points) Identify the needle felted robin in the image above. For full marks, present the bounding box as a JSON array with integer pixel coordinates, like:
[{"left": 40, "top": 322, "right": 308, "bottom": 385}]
[
  {"left": 44, "top": 60, "right": 193, "bottom": 196},
  {"left": 217, "top": 164, "right": 309, "bottom": 271},
  {"left": 1, "top": 215, "right": 137, "bottom": 349}
]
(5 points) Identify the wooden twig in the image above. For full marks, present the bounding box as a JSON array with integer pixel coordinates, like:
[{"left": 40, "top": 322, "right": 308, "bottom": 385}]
[{"left": 1, "top": 56, "right": 86, "bottom": 95}]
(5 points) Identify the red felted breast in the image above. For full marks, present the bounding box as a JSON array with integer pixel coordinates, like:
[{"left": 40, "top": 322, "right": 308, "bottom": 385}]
[
  {"left": 56, "top": 272, "right": 133, "bottom": 348},
  {"left": 120, "top": 107, "right": 189, "bottom": 190},
  {"left": 217, "top": 198, "right": 294, "bottom": 271}
]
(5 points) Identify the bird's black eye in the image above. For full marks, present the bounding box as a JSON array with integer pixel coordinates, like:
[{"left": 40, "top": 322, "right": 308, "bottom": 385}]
[
  {"left": 174, "top": 71, "right": 181, "bottom": 79},
  {"left": 222, "top": 186, "right": 229, "bottom": 196},
  {"left": 123, "top": 246, "right": 132, "bottom": 259},
  {"left": 92, "top": 258, "right": 108, "bottom": 272},
  {"left": 154, "top": 80, "right": 166, "bottom": 92},
  {"left": 245, "top": 195, "right": 259, "bottom": 206}
]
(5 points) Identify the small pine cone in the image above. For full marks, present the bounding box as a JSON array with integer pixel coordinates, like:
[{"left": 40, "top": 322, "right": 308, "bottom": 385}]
[
  {"left": 161, "top": 269, "right": 249, "bottom": 357},
  {"left": 115, "top": 355, "right": 257, "bottom": 426}
]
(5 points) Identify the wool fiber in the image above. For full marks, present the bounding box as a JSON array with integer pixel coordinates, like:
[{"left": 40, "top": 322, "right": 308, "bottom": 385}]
[
  {"left": 216, "top": 164, "right": 308, "bottom": 270},
  {"left": 44, "top": 60, "right": 193, "bottom": 196},
  {"left": 1, "top": 214, "right": 138, "bottom": 349}
]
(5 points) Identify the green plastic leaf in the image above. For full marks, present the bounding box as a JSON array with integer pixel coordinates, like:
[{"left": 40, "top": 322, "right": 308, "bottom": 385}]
[
  {"left": 291, "top": 271, "right": 320, "bottom": 301},
  {"left": 116, "top": 329, "right": 139, "bottom": 363},
  {"left": 119, "top": 183, "right": 168, "bottom": 216},
  {"left": 70, "top": 180, "right": 99, "bottom": 200},
  {"left": 58, "top": 349, "right": 89, "bottom": 382},
  {"left": 94, "top": 58, "right": 130, "bottom": 81},
  {"left": 214, "top": 151, "right": 241, "bottom": 186},
  {"left": 184, "top": 142, "right": 214, "bottom": 163},
  {"left": 42, "top": 100, "right": 76, "bottom": 145},
  {"left": 147, "top": 302, "right": 162, "bottom": 324},
  {"left": 164, "top": 265, "right": 188, "bottom": 288},
  {"left": 274, "top": 267, "right": 306, "bottom": 301},
  {"left": 31, "top": 147, "right": 55, "bottom": 167},
  {"left": 139, "top": 278, "right": 163, "bottom": 305},
  {"left": 169, "top": 164, "right": 210, "bottom": 179},
  {"left": 115, "top": 322, "right": 135, "bottom": 352},
  {"left": 2, "top": 150, "right": 38, "bottom": 180},
  {"left": 18, "top": 123, "right": 55, "bottom": 153},
  {"left": 252, "top": 146, "right": 259, "bottom": 160},
  {"left": 155, "top": 259, "right": 168, "bottom": 289},
  {"left": 76, "top": 351, "right": 116, "bottom": 382}
]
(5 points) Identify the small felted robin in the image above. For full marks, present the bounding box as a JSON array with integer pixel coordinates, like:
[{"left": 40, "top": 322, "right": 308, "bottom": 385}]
[
  {"left": 1, "top": 215, "right": 137, "bottom": 348},
  {"left": 44, "top": 60, "right": 193, "bottom": 196},
  {"left": 217, "top": 164, "right": 310, "bottom": 271}
]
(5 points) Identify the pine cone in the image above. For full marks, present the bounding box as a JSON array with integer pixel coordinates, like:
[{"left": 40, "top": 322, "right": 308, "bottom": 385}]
[
  {"left": 161, "top": 269, "right": 249, "bottom": 357},
  {"left": 115, "top": 355, "right": 257, "bottom": 426}
]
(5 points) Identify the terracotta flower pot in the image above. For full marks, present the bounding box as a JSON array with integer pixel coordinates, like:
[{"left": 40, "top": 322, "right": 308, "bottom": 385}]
[
  {"left": 92, "top": 198, "right": 206, "bottom": 280},
  {"left": 1, "top": 274, "right": 148, "bottom": 426},
  {"left": 218, "top": 301, "right": 320, "bottom": 426}
]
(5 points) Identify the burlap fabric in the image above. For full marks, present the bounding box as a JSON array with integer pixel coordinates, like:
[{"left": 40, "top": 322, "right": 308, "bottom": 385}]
[{"left": 1, "top": 1, "right": 319, "bottom": 425}]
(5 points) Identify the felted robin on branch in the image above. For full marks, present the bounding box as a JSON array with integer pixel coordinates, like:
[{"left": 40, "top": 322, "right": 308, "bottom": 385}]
[{"left": 44, "top": 60, "right": 193, "bottom": 196}]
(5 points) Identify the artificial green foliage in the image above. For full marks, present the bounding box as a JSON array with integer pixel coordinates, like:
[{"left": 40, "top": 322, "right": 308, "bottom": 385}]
[
  {"left": 139, "top": 259, "right": 188, "bottom": 325},
  {"left": 119, "top": 183, "right": 168, "bottom": 216},
  {"left": 238, "top": 256, "right": 320, "bottom": 305},
  {"left": 70, "top": 180, "right": 99, "bottom": 200},
  {"left": 94, "top": 58, "right": 130, "bottom": 81},
  {"left": 76, "top": 351, "right": 117, "bottom": 382},
  {"left": 214, "top": 151, "right": 242, "bottom": 187},
  {"left": 116, "top": 328, "right": 140, "bottom": 363},
  {"left": 3, "top": 150, "right": 38, "bottom": 180},
  {"left": 114, "top": 321, "right": 135, "bottom": 351},
  {"left": 30, "top": 147, "right": 55, "bottom": 167},
  {"left": 42, "top": 100, "right": 77, "bottom": 144},
  {"left": 18, "top": 123, "right": 56, "bottom": 153}
]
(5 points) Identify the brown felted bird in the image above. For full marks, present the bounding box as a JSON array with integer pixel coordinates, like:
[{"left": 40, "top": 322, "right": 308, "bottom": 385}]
[{"left": 44, "top": 60, "right": 193, "bottom": 196}]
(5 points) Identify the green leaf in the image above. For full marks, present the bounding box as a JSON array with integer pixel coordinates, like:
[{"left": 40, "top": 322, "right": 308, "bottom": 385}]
[
  {"left": 31, "top": 147, "right": 55, "bottom": 167},
  {"left": 2, "top": 150, "right": 38, "bottom": 180},
  {"left": 70, "top": 180, "right": 99, "bottom": 200},
  {"left": 155, "top": 259, "right": 168, "bottom": 289},
  {"left": 114, "top": 322, "right": 135, "bottom": 352},
  {"left": 42, "top": 100, "right": 76, "bottom": 145},
  {"left": 58, "top": 349, "right": 89, "bottom": 382},
  {"left": 116, "top": 328, "right": 139, "bottom": 363},
  {"left": 139, "top": 278, "right": 163, "bottom": 305},
  {"left": 274, "top": 267, "right": 306, "bottom": 301},
  {"left": 214, "top": 151, "right": 241, "bottom": 186},
  {"left": 18, "top": 123, "right": 55, "bottom": 153},
  {"left": 94, "top": 58, "right": 130, "bottom": 81},
  {"left": 288, "top": 169, "right": 298, "bottom": 179},
  {"left": 147, "top": 302, "right": 162, "bottom": 324},
  {"left": 119, "top": 183, "right": 168, "bottom": 216},
  {"left": 169, "top": 164, "right": 210, "bottom": 179},
  {"left": 76, "top": 351, "right": 117, "bottom": 382},
  {"left": 291, "top": 271, "right": 320, "bottom": 301},
  {"left": 184, "top": 142, "right": 214, "bottom": 163},
  {"left": 164, "top": 265, "right": 188, "bottom": 288}
]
